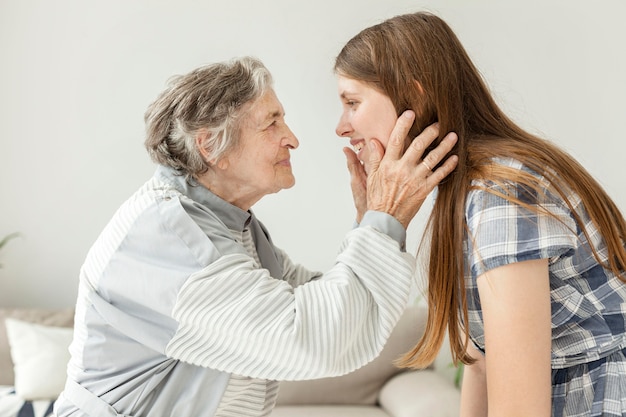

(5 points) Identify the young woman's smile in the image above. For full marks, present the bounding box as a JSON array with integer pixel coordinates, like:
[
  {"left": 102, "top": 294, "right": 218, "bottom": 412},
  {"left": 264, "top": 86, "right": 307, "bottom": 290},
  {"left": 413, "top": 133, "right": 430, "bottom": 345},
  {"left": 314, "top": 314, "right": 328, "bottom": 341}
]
[{"left": 335, "top": 75, "right": 398, "bottom": 174}]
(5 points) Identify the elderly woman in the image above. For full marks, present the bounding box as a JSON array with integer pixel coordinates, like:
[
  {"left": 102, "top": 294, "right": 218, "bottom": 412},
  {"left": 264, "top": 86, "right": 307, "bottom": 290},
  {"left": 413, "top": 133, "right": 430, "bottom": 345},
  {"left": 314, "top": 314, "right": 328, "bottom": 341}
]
[{"left": 53, "top": 56, "right": 457, "bottom": 417}]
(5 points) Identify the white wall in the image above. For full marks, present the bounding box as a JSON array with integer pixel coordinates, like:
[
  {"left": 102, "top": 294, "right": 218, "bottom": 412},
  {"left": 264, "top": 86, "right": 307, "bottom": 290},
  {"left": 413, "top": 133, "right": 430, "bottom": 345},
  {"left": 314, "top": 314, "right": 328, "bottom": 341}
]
[{"left": 1, "top": 0, "right": 624, "bottom": 308}]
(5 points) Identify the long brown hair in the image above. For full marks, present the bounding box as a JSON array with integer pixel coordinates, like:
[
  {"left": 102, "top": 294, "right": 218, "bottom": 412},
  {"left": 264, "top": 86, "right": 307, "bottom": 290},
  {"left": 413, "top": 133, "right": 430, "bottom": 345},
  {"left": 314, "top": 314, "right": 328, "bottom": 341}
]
[{"left": 335, "top": 12, "right": 626, "bottom": 368}]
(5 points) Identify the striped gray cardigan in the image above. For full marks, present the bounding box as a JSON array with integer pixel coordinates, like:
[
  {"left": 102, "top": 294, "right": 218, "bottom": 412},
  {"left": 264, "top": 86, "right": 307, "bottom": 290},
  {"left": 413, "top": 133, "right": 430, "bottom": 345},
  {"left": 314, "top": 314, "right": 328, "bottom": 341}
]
[{"left": 54, "top": 165, "right": 415, "bottom": 417}]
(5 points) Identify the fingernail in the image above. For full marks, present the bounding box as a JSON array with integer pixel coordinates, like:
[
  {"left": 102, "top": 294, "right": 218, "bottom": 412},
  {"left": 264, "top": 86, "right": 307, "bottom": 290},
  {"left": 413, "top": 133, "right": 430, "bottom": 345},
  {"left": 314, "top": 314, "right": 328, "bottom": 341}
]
[
  {"left": 369, "top": 141, "right": 376, "bottom": 151},
  {"left": 403, "top": 110, "right": 414, "bottom": 119}
]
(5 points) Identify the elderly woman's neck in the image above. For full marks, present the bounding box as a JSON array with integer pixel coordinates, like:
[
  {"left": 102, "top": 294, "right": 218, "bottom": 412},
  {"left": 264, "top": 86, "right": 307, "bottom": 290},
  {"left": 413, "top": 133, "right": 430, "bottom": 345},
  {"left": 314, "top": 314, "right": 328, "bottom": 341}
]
[{"left": 195, "top": 172, "right": 261, "bottom": 212}]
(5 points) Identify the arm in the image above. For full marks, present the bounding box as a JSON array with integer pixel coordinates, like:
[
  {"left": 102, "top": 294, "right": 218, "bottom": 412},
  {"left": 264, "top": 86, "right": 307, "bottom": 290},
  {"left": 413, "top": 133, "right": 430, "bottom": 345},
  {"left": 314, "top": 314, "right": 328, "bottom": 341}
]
[
  {"left": 166, "top": 223, "right": 415, "bottom": 381},
  {"left": 275, "top": 245, "right": 322, "bottom": 288},
  {"left": 460, "top": 343, "right": 488, "bottom": 417},
  {"left": 477, "top": 258, "right": 552, "bottom": 417}
]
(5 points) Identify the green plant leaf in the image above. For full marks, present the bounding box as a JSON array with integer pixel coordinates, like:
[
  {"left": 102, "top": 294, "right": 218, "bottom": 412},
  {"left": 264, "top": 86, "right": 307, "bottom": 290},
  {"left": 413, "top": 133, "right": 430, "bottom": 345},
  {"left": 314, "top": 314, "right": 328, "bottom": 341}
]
[
  {"left": 0, "top": 232, "right": 20, "bottom": 268},
  {"left": 454, "top": 363, "right": 464, "bottom": 388},
  {"left": 0, "top": 232, "right": 20, "bottom": 250}
]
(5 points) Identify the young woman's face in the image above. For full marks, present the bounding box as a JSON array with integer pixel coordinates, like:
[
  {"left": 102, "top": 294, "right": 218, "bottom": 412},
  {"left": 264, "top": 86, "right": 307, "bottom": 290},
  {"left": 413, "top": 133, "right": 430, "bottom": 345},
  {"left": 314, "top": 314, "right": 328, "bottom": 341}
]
[{"left": 335, "top": 75, "right": 398, "bottom": 174}]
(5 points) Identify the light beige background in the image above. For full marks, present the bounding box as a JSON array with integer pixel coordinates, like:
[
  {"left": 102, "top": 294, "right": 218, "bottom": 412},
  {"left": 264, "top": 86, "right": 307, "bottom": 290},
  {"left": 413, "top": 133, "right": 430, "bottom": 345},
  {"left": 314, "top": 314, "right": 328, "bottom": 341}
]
[{"left": 1, "top": 0, "right": 624, "bottom": 308}]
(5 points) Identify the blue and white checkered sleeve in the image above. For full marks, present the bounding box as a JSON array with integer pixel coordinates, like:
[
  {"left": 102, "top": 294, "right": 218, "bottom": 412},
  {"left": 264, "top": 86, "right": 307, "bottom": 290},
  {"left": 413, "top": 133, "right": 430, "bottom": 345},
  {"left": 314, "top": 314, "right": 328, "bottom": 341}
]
[{"left": 465, "top": 181, "right": 578, "bottom": 279}]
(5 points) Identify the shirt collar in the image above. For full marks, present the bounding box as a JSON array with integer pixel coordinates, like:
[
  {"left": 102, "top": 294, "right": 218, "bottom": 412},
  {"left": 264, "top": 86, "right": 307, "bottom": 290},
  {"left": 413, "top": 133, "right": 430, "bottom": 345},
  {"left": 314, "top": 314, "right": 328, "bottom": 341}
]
[
  {"left": 154, "top": 165, "right": 282, "bottom": 278},
  {"left": 155, "top": 165, "right": 252, "bottom": 232}
]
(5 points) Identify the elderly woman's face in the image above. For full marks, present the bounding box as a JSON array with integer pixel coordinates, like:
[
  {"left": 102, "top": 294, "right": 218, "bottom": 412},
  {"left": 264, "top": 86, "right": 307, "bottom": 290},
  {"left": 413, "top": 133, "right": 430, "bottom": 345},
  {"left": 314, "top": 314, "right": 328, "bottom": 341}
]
[
  {"left": 212, "top": 89, "right": 299, "bottom": 209},
  {"left": 335, "top": 75, "right": 397, "bottom": 175}
]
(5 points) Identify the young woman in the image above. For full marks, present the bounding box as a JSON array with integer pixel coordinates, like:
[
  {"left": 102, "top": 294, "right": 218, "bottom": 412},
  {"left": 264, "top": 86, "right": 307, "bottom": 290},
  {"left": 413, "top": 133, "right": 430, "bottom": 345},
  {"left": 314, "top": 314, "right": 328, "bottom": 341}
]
[{"left": 334, "top": 11, "right": 626, "bottom": 417}]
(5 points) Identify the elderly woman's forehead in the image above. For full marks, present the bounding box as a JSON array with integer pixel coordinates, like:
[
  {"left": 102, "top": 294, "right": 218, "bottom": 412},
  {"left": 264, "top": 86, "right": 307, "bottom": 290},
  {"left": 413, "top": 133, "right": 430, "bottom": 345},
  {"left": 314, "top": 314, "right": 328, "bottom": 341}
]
[{"left": 242, "top": 91, "right": 285, "bottom": 123}]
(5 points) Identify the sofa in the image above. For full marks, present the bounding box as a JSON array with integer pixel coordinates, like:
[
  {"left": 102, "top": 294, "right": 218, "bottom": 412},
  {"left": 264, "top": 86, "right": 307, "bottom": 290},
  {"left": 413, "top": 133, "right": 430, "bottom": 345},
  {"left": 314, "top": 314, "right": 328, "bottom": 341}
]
[{"left": 0, "top": 303, "right": 460, "bottom": 417}]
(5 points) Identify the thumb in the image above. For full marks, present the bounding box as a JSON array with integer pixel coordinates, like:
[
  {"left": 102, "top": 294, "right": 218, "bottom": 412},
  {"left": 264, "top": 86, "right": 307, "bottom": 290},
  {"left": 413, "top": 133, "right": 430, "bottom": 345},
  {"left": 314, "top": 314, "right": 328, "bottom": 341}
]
[
  {"left": 343, "top": 147, "right": 367, "bottom": 188},
  {"left": 367, "top": 139, "right": 384, "bottom": 173},
  {"left": 343, "top": 147, "right": 361, "bottom": 177}
]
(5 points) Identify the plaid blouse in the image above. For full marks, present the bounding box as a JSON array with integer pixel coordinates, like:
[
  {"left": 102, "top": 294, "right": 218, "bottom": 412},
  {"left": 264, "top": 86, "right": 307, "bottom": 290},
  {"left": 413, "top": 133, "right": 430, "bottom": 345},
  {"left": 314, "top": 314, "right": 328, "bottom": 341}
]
[
  {"left": 463, "top": 157, "right": 626, "bottom": 416},
  {"left": 464, "top": 158, "right": 626, "bottom": 417}
]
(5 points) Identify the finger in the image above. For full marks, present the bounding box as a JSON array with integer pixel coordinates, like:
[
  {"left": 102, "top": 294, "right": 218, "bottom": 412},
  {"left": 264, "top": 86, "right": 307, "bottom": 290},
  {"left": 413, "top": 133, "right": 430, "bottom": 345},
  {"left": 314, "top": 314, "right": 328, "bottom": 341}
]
[
  {"left": 366, "top": 139, "right": 385, "bottom": 174},
  {"left": 419, "top": 131, "right": 458, "bottom": 172},
  {"left": 424, "top": 154, "right": 459, "bottom": 189},
  {"left": 343, "top": 147, "right": 366, "bottom": 182},
  {"left": 402, "top": 122, "right": 441, "bottom": 164},
  {"left": 383, "top": 110, "right": 416, "bottom": 161},
  {"left": 343, "top": 147, "right": 368, "bottom": 185},
  {"left": 343, "top": 147, "right": 361, "bottom": 175},
  {"left": 343, "top": 147, "right": 368, "bottom": 218}
]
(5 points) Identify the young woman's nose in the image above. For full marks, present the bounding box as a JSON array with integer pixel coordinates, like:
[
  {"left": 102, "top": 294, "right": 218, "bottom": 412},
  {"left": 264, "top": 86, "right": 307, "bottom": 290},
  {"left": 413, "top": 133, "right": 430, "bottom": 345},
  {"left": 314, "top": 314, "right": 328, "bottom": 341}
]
[{"left": 335, "top": 114, "right": 353, "bottom": 137}]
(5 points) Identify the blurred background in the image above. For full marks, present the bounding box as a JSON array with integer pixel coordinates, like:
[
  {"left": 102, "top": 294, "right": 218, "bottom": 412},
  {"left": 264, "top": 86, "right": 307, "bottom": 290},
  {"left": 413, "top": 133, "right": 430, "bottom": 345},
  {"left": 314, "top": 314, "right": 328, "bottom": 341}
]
[{"left": 1, "top": 0, "right": 624, "bottom": 308}]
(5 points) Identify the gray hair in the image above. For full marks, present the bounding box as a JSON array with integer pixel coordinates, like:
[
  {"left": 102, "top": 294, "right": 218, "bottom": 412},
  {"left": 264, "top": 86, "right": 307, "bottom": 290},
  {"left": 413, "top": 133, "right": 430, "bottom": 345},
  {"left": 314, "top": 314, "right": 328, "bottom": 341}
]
[{"left": 144, "top": 56, "right": 273, "bottom": 178}]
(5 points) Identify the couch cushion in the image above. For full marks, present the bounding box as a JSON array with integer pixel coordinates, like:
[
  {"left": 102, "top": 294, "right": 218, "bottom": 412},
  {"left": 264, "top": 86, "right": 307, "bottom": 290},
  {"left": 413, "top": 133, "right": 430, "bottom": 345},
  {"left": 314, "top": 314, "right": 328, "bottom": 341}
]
[
  {"left": 275, "top": 303, "right": 427, "bottom": 406},
  {"left": 6, "top": 318, "right": 73, "bottom": 400},
  {"left": 0, "top": 308, "right": 74, "bottom": 386},
  {"left": 378, "top": 370, "right": 461, "bottom": 417},
  {"left": 271, "top": 405, "right": 391, "bottom": 417}
]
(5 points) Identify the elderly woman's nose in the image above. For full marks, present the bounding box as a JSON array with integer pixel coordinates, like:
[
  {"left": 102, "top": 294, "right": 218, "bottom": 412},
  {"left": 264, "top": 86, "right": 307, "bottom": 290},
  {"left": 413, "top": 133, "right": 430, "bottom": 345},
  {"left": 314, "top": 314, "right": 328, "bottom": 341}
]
[{"left": 282, "top": 127, "right": 299, "bottom": 149}]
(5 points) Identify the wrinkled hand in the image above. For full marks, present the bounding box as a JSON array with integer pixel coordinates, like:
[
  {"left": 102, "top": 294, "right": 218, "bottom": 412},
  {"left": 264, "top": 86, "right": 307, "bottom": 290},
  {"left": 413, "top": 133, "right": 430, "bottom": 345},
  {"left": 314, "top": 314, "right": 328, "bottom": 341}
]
[{"left": 365, "top": 111, "right": 458, "bottom": 229}]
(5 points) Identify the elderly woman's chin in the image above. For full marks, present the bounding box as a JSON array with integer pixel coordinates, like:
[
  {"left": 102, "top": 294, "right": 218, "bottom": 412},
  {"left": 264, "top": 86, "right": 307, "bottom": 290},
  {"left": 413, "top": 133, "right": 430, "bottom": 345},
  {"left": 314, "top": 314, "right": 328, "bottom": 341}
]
[
  {"left": 261, "top": 170, "right": 296, "bottom": 197},
  {"left": 274, "top": 162, "right": 296, "bottom": 189},
  {"left": 280, "top": 172, "right": 296, "bottom": 190}
]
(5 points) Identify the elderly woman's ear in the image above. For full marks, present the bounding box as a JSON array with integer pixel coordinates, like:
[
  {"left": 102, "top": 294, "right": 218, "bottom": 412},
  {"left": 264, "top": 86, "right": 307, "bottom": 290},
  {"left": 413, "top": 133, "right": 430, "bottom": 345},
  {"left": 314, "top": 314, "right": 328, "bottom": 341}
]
[{"left": 195, "top": 129, "right": 219, "bottom": 167}]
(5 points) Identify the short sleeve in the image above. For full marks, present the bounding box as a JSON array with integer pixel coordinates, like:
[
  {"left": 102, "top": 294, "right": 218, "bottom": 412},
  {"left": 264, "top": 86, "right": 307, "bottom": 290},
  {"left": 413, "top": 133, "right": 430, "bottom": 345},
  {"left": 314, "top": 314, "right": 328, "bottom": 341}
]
[{"left": 465, "top": 180, "right": 578, "bottom": 279}]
